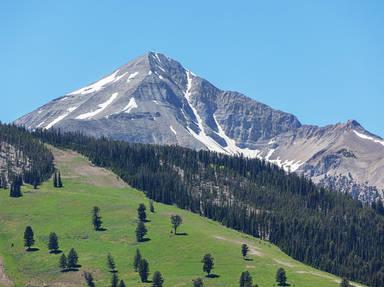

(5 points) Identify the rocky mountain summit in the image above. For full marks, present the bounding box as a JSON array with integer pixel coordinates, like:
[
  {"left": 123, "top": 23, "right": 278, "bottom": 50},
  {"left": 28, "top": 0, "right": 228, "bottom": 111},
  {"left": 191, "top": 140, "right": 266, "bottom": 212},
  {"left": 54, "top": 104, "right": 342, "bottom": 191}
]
[{"left": 15, "top": 52, "right": 384, "bottom": 202}]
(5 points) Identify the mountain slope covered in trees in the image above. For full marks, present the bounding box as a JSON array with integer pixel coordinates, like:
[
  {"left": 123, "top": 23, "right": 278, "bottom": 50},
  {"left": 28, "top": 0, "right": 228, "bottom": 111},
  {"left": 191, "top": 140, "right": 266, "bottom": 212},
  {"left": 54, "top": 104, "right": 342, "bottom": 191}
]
[
  {"left": 0, "top": 123, "right": 53, "bottom": 188},
  {"left": 34, "top": 129, "right": 384, "bottom": 286}
]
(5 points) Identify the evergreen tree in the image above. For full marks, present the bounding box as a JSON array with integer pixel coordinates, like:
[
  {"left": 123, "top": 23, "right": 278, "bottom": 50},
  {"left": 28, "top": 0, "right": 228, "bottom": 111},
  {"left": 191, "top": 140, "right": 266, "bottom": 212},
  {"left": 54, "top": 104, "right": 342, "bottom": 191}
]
[
  {"left": 239, "top": 271, "right": 253, "bottom": 287},
  {"left": 170, "top": 214, "right": 183, "bottom": 234},
  {"left": 57, "top": 171, "right": 63, "bottom": 187},
  {"left": 53, "top": 172, "right": 58, "bottom": 188},
  {"left": 118, "top": 280, "right": 126, "bottom": 287},
  {"left": 340, "top": 278, "right": 350, "bottom": 287},
  {"left": 84, "top": 271, "right": 95, "bottom": 287},
  {"left": 137, "top": 203, "right": 147, "bottom": 222},
  {"left": 202, "top": 254, "right": 214, "bottom": 277},
  {"left": 133, "top": 249, "right": 142, "bottom": 272},
  {"left": 136, "top": 221, "right": 148, "bottom": 242},
  {"left": 67, "top": 248, "right": 79, "bottom": 269},
  {"left": 241, "top": 244, "right": 249, "bottom": 259},
  {"left": 152, "top": 271, "right": 164, "bottom": 287},
  {"left": 276, "top": 268, "right": 287, "bottom": 286},
  {"left": 92, "top": 206, "right": 103, "bottom": 231},
  {"left": 193, "top": 278, "right": 204, "bottom": 287},
  {"left": 10, "top": 180, "right": 22, "bottom": 197},
  {"left": 107, "top": 253, "right": 116, "bottom": 272},
  {"left": 149, "top": 200, "right": 155, "bottom": 213},
  {"left": 138, "top": 258, "right": 149, "bottom": 282},
  {"left": 111, "top": 272, "right": 118, "bottom": 287},
  {"left": 59, "top": 254, "right": 67, "bottom": 271},
  {"left": 23, "top": 226, "right": 35, "bottom": 251},
  {"left": 48, "top": 232, "right": 59, "bottom": 253}
]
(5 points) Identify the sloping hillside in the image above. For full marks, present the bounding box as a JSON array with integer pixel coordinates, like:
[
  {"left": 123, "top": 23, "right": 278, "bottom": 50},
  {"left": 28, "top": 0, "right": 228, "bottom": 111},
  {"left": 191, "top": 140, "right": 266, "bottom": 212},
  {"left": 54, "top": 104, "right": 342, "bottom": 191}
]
[{"left": 0, "top": 147, "right": 362, "bottom": 287}]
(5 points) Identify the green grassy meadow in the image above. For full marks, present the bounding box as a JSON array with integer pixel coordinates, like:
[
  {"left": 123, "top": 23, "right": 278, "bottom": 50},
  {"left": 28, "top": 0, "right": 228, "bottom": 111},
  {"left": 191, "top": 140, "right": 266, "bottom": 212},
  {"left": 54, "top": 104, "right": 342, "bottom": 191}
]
[{"left": 0, "top": 148, "right": 364, "bottom": 287}]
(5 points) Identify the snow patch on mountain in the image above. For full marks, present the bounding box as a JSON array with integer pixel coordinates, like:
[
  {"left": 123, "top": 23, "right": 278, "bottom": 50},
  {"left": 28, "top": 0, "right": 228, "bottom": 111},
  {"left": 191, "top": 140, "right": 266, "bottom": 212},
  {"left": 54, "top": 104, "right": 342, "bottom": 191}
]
[
  {"left": 127, "top": 72, "right": 139, "bottom": 83},
  {"left": 353, "top": 130, "right": 384, "bottom": 147},
  {"left": 45, "top": 106, "right": 79, "bottom": 129},
  {"left": 76, "top": 93, "right": 119, "bottom": 119},
  {"left": 170, "top": 126, "right": 177, "bottom": 135},
  {"left": 123, "top": 97, "right": 138, "bottom": 113}
]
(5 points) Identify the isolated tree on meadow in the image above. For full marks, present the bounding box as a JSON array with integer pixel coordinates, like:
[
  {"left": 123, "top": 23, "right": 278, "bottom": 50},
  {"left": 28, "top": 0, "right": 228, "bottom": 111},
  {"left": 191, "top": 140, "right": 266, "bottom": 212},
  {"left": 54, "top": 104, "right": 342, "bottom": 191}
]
[
  {"left": 202, "top": 254, "right": 214, "bottom": 277},
  {"left": 138, "top": 258, "right": 149, "bottom": 282},
  {"left": 149, "top": 200, "right": 155, "bottom": 213},
  {"left": 59, "top": 254, "right": 67, "bottom": 271},
  {"left": 340, "top": 278, "right": 351, "bottom": 287},
  {"left": 239, "top": 271, "right": 253, "bottom": 287},
  {"left": 241, "top": 244, "right": 249, "bottom": 259},
  {"left": 193, "top": 278, "right": 204, "bottom": 287},
  {"left": 92, "top": 206, "right": 103, "bottom": 231},
  {"left": 48, "top": 232, "right": 59, "bottom": 253},
  {"left": 170, "top": 214, "right": 183, "bottom": 234},
  {"left": 57, "top": 171, "right": 63, "bottom": 188},
  {"left": 24, "top": 226, "right": 35, "bottom": 251},
  {"left": 107, "top": 253, "right": 117, "bottom": 272},
  {"left": 276, "top": 268, "right": 287, "bottom": 286},
  {"left": 67, "top": 248, "right": 79, "bottom": 269},
  {"left": 118, "top": 280, "right": 126, "bottom": 287},
  {"left": 111, "top": 272, "right": 119, "bottom": 287},
  {"left": 137, "top": 203, "right": 147, "bottom": 222},
  {"left": 53, "top": 171, "right": 58, "bottom": 188},
  {"left": 152, "top": 271, "right": 164, "bottom": 287},
  {"left": 10, "top": 180, "right": 22, "bottom": 197},
  {"left": 136, "top": 221, "right": 148, "bottom": 242},
  {"left": 84, "top": 271, "right": 95, "bottom": 287},
  {"left": 133, "top": 249, "right": 142, "bottom": 272}
]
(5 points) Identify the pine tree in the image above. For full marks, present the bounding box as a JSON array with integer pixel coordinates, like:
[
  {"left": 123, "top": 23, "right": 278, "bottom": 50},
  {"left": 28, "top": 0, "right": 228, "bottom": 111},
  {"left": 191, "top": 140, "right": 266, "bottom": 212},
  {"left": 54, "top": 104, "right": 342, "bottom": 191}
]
[
  {"left": 276, "top": 268, "right": 287, "bottom": 286},
  {"left": 193, "top": 278, "right": 204, "bottom": 287},
  {"left": 67, "top": 248, "right": 79, "bottom": 269},
  {"left": 107, "top": 253, "right": 116, "bottom": 272},
  {"left": 133, "top": 249, "right": 142, "bottom": 272},
  {"left": 340, "top": 278, "right": 350, "bottom": 287},
  {"left": 170, "top": 214, "right": 183, "bottom": 234},
  {"left": 111, "top": 272, "right": 119, "bottom": 287},
  {"left": 118, "top": 280, "right": 126, "bottom": 287},
  {"left": 57, "top": 171, "right": 63, "bottom": 188},
  {"left": 24, "top": 226, "right": 35, "bottom": 251},
  {"left": 53, "top": 172, "right": 58, "bottom": 188},
  {"left": 136, "top": 221, "right": 148, "bottom": 242},
  {"left": 138, "top": 258, "right": 149, "bottom": 282},
  {"left": 59, "top": 254, "right": 67, "bottom": 271},
  {"left": 149, "top": 200, "right": 155, "bottom": 213},
  {"left": 84, "top": 271, "right": 95, "bottom": 287},
  {"left": 202, "top": 254, "right": 214, "bottom": 277},
  {"left": 137, "top": 203, "right": 147, "bottom": 222},
  {"left": 10, "top": 180, "right": 22, "bottom": 197},
  {"left": 92, "top": 206, "right": 103, "bottom": 231},
  {"left": 48, "top": 232, "right": 59, "bottom": 253},
  {"left": 152, "top": 271, "right": 164, "bottom": 287},
  {"left": 239, "top": 271, "right": 253, "bottom": 287},
  {"left": 241, "top": 244, "right": 249, "bottom": 259}
]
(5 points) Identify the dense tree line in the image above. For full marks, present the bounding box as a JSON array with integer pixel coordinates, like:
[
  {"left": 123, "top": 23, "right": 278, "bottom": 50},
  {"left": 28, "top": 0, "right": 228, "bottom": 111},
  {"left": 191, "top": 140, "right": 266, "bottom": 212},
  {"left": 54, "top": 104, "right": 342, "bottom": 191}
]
[
  {"left": 0, "top": 123, "right": 54, "bottom": 188},
  {"left": 34, "top": 129, "right": 384, "bottom": 286}
]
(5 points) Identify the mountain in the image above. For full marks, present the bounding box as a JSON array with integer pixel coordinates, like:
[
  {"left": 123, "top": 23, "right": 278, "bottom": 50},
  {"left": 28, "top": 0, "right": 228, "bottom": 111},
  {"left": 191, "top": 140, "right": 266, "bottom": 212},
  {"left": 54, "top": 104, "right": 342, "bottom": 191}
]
[{"left": 14, "top": 52, "right": 384, "bottom": 202}]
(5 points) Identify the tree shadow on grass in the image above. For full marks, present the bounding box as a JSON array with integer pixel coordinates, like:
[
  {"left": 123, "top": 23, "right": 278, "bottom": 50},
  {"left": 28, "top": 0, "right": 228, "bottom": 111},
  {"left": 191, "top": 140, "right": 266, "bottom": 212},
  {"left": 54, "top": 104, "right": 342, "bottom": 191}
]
[
  {"left": 49, "top": 249, "right": 62, "bottom": 254},
  {"left": 139, "top": 238, "right": 151, "bottom": 243},
  {"left": 206, "top": 274, "right": 220, "bottom": 279},
  {"left": 109, "top": 270, "right": 118, "bottom": 273},
  {"left": 244, "top": 258, "right": 253, "bottom": 261},
  {"left": 175, "top": 232, "right": 188, "bottom": 236},
  {"left": 26, "top": 247, "right": 39, "bottom": 252},
  {"left": 96, "top": 227, "right": 108, "bottom": 232}
]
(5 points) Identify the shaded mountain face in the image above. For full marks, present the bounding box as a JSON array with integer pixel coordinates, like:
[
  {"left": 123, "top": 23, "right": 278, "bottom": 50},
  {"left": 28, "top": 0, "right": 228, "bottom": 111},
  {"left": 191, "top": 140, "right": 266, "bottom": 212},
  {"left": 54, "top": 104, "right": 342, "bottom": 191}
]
[{"left": 15, "top": 52, "right": 384, "bottom": 202}]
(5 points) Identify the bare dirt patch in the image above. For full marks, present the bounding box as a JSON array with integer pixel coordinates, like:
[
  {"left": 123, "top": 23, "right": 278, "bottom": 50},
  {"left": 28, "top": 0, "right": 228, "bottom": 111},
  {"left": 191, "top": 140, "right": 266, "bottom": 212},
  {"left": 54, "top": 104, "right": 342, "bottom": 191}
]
[
  {"left": 214, "top": 235, "right": 264, "bottom": 257},
  {"left": 0, "top": 257, "right": 13, "bottom": 287},
  {"left": 50, "top": 146, "right": 127, "bottom": 188},
  {"left": 273, "top": 259, "right": 295, "bottom": 268}
]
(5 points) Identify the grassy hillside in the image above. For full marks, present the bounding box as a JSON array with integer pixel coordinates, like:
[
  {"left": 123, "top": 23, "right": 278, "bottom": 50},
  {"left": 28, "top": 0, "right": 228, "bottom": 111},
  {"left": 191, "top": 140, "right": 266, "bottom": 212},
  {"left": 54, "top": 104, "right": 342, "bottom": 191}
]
[{"left": 0, "top": 147, "right": 363, "bottom": 287}]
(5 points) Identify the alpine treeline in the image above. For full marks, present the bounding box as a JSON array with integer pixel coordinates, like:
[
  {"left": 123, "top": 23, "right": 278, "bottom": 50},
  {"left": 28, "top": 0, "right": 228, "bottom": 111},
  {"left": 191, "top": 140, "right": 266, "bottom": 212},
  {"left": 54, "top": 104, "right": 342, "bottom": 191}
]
[
  {"left": 0, "top": 123, "right": 54, "bottom": 188},
  {"left": 34, "top": 129, "right": 384, "bottom": 286}
]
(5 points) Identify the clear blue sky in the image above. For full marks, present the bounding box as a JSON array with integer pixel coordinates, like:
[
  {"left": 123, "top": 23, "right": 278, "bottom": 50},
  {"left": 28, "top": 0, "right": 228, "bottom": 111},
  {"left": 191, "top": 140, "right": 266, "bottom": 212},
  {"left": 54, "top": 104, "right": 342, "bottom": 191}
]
[{"left": 1, "top": 0, "right": 383, "bottom": 136}]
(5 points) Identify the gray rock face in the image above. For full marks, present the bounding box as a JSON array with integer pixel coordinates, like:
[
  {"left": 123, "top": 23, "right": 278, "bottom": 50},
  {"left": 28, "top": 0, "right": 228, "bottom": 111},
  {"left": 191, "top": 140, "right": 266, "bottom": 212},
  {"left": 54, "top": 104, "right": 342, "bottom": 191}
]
[{"left": 14, "top": 52, "right": 384, "bottom": 202}]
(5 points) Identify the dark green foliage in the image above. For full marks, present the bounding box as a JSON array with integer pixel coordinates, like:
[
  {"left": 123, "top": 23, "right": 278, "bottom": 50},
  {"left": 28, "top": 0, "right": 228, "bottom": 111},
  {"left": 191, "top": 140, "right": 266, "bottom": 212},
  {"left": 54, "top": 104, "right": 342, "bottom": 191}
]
[
  {"left": 137, "top": 203, "right": 147, "bottom": 222},
  {"left": 59, "top": 254, "right": 67, "bottom": 271},
  {"left": 34, "top": 129, "right": 384, "bottom": 286},
  {"left": 138, "top": 258, "right": 149, "bottom": 282},
  {"left": 111, "top": 272, "right": 118, "bottom": 287},
  {"left": 118, "top": 280, "right": 126, "bottom": 287},
  {"left": 149, "top": 200, "right": 155, "bottom": 213},
  {"left": 152, "top": 271, "right": 164, "bottom": 287},
  {"left": 135, "top": 221, "right": 147, "bottom": 242},
  {"left": 193, "top": 278, "right": 204, "bottom": 287},
  {"left": 133, "top": 249, "right": 142, "bottom": 272},
  {"left": 9, "top": 177, "right": 22, "bottom": 197},
  {"left": 53, "top": 172, "right": 58, "bottom": 188},
  {"left": 92, "top": 206, "right": 103, "bottom": 231},
  {"left": 107, "top": 253, "right": 116, "bottom": 272},
  {"left": 340, "top": 278, "right": 351, "bottom": 287},
  {"left": 202, "top": 254, "right": 214, "bottom": 276},
  {"left": 170, "top": 214, "right": 183, "bottom": 234},
  {"left": 23, "top": 226, "right": 35, "bottom": 250},
  {"left": 0, "top": 123, "right": 54, "bottom": 187},
  {"left": 57, "top": 171, "right": 63, "bottom": 187},
  {"left": 67, "top": 248, "right": 79, "bottom": 269},
  {"left": 241, "top": 244, "right": 249, "bottom": 259},
  {"left": 84, "top": 271, "right": 95, "bottom": 287},
  {"left": 48, "top": 232, "right": 59, "bottom": 253},
  {"left": 239, "top": 271, "right": 253, "bottom": 287},
  {"left": 276, "top": 268, "right": 287, "bottom": 286}
]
